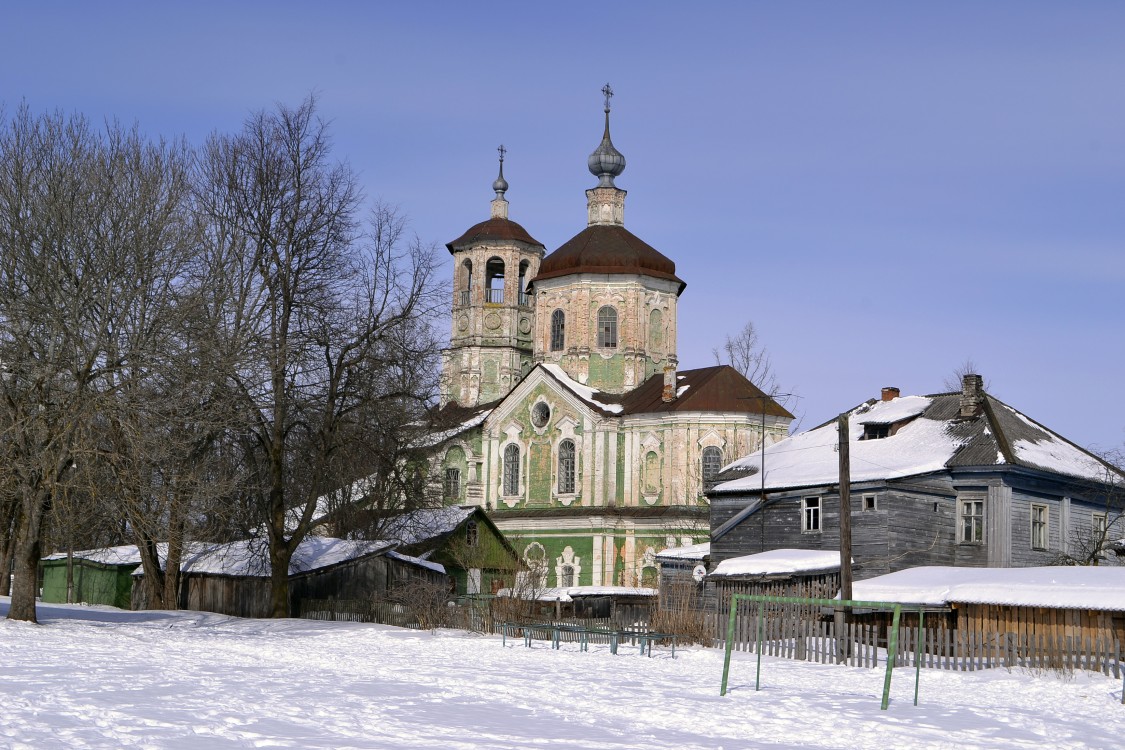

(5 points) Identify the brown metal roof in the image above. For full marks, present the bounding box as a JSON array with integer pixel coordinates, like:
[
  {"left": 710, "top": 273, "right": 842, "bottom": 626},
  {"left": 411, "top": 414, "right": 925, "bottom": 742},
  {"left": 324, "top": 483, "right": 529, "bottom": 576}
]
[
  {"left": 446, "top": 217, "right": 543, "bottom": 254},
  {"left": 617, "top": 365, "right": 795, "bottom": 418},
  {"left": 531, "top": 224, "right": 686, "bottom": 293}
]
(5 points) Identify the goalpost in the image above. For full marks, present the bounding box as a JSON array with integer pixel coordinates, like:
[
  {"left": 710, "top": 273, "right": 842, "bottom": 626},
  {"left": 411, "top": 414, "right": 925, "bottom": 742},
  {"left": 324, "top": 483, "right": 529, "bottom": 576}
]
[{"left": 719, "top": 594, "right": 926, "bottom": 710}]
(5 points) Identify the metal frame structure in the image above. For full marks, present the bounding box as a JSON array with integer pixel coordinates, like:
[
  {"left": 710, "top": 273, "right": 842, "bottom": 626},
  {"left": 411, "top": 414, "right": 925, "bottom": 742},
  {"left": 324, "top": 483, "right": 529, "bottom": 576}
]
[{"left": 719, "top": 594, "right": 926, "bottom": 710}]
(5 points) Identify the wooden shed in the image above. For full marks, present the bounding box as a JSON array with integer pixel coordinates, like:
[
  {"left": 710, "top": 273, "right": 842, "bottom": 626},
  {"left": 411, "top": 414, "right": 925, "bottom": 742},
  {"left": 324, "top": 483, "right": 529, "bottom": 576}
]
[
  {"left": 852, "top": 565, "right": 1125, "bottom": 645},
  {"left": 655, "top": 542, "right": 710, "bottom": 612},
  {"left": 41, "top": 546, "right": 144, "bottom": 609},
  {"left": 132, "top": 537, "right": 449, "bottom": 618}
]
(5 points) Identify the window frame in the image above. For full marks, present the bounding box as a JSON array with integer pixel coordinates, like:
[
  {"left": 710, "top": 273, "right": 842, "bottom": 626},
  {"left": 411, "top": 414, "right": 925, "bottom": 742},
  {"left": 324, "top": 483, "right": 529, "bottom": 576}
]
[
  {"left": 465, "top": 518, "right": 479, "bottom": 547},
  {"left": 701, "top": 446, "right": 723, "bottom": 485},
  {"left": 862, "top": 494, "right": 878, "bottom": 512},
  {"left": 959, "top": 498, "right": 985, "bottom": 544},
  {"left": 550, "top": 309, "right": 565, "bottom": 351},
  {"left": 596, "top": 306, "right": 618, "bottom": 349},
  {"left": 443, "top": 467, "right": 461, "bottom": 500},
  {"left": 559, "top": 564, "right": 576, "bottom": 588},
  {"left": 801, "top": 496, "right": 821, "bottom": 533},
  {"left": 557, "top": 438, "right": 576, "bottom": 495},
  {"left": 1030, "top": 503, "right": 1049, "bottom": 550},
  {"left": 502, "top": 443, "right": 520, "bottom": 497}
]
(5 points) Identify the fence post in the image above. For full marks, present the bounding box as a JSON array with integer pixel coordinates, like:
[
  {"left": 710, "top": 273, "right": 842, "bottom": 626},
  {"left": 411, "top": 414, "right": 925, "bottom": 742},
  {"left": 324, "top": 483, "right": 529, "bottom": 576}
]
[
  {"left": 720, "top": 595, "right": 740, "bottom": 696},
  {"left": 881, "top": 605, "right": 901, "bottom": 711},
  {"left": 755, "top": 601, "right": 765, "bottom": 691},
  {"left": 914, "top": 610, "right": 924, "bottom": 706}
]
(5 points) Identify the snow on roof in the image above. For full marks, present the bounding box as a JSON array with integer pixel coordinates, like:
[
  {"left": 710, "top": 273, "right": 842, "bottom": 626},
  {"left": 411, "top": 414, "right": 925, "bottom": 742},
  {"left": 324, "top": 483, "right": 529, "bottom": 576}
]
[
  {"left": 853, "top": 395, "right": 931, "bottom": 425},
  {"left": 717, "top": 396, "right": 956, "bottom": 493},
  {"left": 414, "top": 408, "right": 491, "bottom": 449},
  {"left": 179, "top": 537, "right": 392, "bottom": 578},
  {"left": 43, "top": 545, "right": 147, "bottom": 566},
  {"left": 710, "top": 549, "right": 842, "bottom": 578},
  {"left": 380, "top": 506, "right": 476, "bottom": 547},
  {"left": 386, "top": 550, "right": 446, "bottom": 575},
  {"left": 998, "top": 403, "right": 1114, "bottom": 483},
  {"left": 498, "top": 585, "right": 657, "bottom": 602},
  {"left": 655, "top": 542, "right": 709, "bottom": 561},
  {"left": 542, "top": 363, "right": 623, "bottom": 414},
  {"left": 851, "top": 566, "right": 1125, "bottom": 611}
]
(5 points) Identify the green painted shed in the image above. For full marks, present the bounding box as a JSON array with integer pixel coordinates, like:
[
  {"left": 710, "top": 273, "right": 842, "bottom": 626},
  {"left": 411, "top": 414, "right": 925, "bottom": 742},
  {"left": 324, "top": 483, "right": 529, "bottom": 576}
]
[{"left": 40, "top": 545, "right": 144, "bottom": 609}]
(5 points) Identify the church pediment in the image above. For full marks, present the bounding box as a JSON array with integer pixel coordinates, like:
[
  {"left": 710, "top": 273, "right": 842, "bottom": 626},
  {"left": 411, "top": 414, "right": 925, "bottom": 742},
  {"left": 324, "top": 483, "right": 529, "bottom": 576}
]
[{"left": 483, "top": 364, "right": 613, "bottom": 437}]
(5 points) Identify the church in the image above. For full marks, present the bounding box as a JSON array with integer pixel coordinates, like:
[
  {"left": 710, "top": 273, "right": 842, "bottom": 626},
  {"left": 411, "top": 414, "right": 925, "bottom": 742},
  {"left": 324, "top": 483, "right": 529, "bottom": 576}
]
[{"left": 430, "top": 88, "right": 793, "bottom": 591}]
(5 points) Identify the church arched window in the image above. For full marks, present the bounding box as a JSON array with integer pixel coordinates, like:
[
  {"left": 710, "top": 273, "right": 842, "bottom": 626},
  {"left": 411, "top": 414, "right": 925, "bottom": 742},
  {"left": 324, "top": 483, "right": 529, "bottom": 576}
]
[
  {"left": 648, "top": 308, "right": 663, "bottom": 351},
  {"left": 518, "top": 260, "right": 530, "bottom": 306},
  {"left": 485, "top": 257, "right": 505, "bottom": 304},
  {"left": 460, "top": 259, "right": 473, "bottom": 306},
  {"left": 597, "top": 306, "right": 617, "bottom": 348},
  {"left": 702, "top": 446, "right": 723, "bottom": 485},
  {"left": 644, "top": 451, "right": 659, "bottom": 494},
  {"left": 503, "top": 443, "right": 520, "bottom": 496},
  {"left": 559, "top": 564, "right": 576, "bottom": 588},
  {"left": 550, "top": 309, "right": 565, "bottom": 351},
  {"left": 557, "top": 439, "right": 576, "bottom": 494}
]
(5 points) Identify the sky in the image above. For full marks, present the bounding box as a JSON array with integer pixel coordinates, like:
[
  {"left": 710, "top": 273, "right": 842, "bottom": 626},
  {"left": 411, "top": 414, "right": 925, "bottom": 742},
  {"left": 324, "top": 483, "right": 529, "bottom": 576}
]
[{"left": 3, "top": 2, "right": 1123, "bottom": 452}]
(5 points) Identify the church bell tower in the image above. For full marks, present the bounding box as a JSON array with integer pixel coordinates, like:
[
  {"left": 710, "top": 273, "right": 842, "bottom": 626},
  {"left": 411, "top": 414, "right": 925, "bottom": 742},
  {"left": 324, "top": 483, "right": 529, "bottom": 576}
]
[{"left": 441, "top": 148, "right": 546, "bottom": 407}]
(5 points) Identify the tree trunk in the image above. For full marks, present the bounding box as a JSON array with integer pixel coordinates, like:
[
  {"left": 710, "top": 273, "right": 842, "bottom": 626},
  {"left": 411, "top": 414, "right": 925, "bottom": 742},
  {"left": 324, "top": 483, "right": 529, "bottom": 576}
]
[
  {"left": 269, "top": 543, "right": 292, "bottom": 618},
  {"left": 0, "top": 506, "right": 16, "bottom": 597},
  {"left": 7, "top": 505, "right": 46, "bottom": 623}
]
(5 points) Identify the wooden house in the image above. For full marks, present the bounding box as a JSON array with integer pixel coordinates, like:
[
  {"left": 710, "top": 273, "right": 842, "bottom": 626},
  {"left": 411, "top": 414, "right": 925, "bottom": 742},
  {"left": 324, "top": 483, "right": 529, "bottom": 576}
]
[
  {"left": 40, "top": 546, "right": 143, "bottom": 609},
  {"left": 375, "top": 506, "right": 519, "bottom": 595},
  {"left": 708, "top": 375, "right": 1125, "bottom": 580}
]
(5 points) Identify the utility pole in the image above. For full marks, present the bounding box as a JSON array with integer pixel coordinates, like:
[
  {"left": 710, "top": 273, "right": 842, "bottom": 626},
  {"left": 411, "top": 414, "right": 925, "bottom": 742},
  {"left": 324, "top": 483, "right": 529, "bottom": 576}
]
[{"left": 835, "top": 412, "right": 853, "bottom": 663}]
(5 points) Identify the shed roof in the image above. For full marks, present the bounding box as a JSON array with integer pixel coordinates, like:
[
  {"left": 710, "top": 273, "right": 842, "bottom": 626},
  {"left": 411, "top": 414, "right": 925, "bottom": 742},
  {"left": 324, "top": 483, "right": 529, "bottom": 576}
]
[{"left": 851, "top": 566, "right": 1125, "bottom": 611}]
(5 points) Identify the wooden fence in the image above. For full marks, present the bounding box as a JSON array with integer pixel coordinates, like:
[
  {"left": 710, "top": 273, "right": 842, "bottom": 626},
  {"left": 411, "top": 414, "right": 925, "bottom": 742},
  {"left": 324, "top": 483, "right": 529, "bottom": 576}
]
[{"left": 720, "top": 608, "right": 1122, "bottom": 677}]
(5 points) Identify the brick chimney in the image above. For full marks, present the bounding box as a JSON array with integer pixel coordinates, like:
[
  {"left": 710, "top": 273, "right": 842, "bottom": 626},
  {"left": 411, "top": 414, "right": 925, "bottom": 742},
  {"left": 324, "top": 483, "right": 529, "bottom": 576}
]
[
  {"left": 960, "top": 373, "right": 984, "bottom": 418},
  {"left": 662, "top": 365, "right": 677, "bottom": 403},
  {"left": 881, "top": 387, "right": 900, "bottom": 402}
]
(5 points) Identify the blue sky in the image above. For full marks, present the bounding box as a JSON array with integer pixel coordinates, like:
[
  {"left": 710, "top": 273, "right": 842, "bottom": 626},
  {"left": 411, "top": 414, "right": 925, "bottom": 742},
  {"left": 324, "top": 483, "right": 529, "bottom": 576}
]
[{"left": 4, "top": 2, "right": 1123, "bottom": 452}]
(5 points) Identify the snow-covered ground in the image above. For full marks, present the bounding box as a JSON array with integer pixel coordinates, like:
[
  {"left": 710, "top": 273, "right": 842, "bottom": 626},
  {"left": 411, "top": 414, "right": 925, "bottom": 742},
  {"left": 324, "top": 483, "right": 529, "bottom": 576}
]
[{"left": 1, "top": 599, "right": 1122, "bottom": 749}]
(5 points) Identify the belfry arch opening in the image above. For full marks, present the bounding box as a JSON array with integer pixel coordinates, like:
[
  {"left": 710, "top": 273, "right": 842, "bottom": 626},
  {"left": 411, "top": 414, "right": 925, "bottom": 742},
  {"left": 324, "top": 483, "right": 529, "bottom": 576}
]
[{"left": 485, "top": 257, "right": 505, "bottom": 303}]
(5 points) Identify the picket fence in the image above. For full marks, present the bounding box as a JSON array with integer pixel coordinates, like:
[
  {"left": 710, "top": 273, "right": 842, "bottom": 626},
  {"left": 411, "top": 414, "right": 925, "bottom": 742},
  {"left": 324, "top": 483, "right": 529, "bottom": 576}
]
[{"left": 720, "top": 611, "right": 1122, "bottom": 677}]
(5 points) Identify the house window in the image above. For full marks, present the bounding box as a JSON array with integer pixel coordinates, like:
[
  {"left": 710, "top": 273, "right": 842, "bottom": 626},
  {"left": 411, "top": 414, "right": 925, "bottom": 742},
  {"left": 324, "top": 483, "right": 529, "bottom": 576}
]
[
  {"left": 558, "top": 439, "right": 576, "bottom": 494},
  {"left": 465, "top": 519, "right": 478, "bottom": 547},
  {"left": 960, "top": 499, "right": 984, "bottom": 543},
  {"left": 701, "top": 446, "right": 723, "bottom": 485},
  {"left": 1093, "top": 512, "right": 1108, "bottom": 538},
  {"left": 862, "top": 424, "right": 890, "bottom": 440},
  {"left": 503, "top": 444, "right": 520, "bottom": 496},
  {"left": 559, "top": 564, "right": 576, "bottom": 588},
  {"left": 550, "top": 309, "right": 565, "bottom": 351},
  {"left": 444, "top": 468, "right": 461, "bottom": 500},
  {"left": 862, "top": 494, "right": 877, "bottom": 511},
  {"left": 596, "top": 306, "right": 617, "bottom": 348},
  {"left": 802, "top": 497, "right": 821, "bottom": 533},
  {"left": 1031, "top": 504, "right": 1049, "bottom": 550}
]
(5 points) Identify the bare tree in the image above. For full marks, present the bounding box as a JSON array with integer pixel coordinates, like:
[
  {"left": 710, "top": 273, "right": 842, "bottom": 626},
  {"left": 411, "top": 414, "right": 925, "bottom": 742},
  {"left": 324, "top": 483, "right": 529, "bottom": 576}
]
[
  {"left": 943, "top": 359, "right": 991, "bottom": 392},
  {"left": 713, "top": 321, "right": 777, "bottom": 393},
  {"left": 0, "top": 107, "right": 197, "bottom": 621},
  {"left": 1053, "top": 448, "right": 1125, "bottom": 566},
  {"left": 196, "top": 96, "right": 443, "bottom": 617}
]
